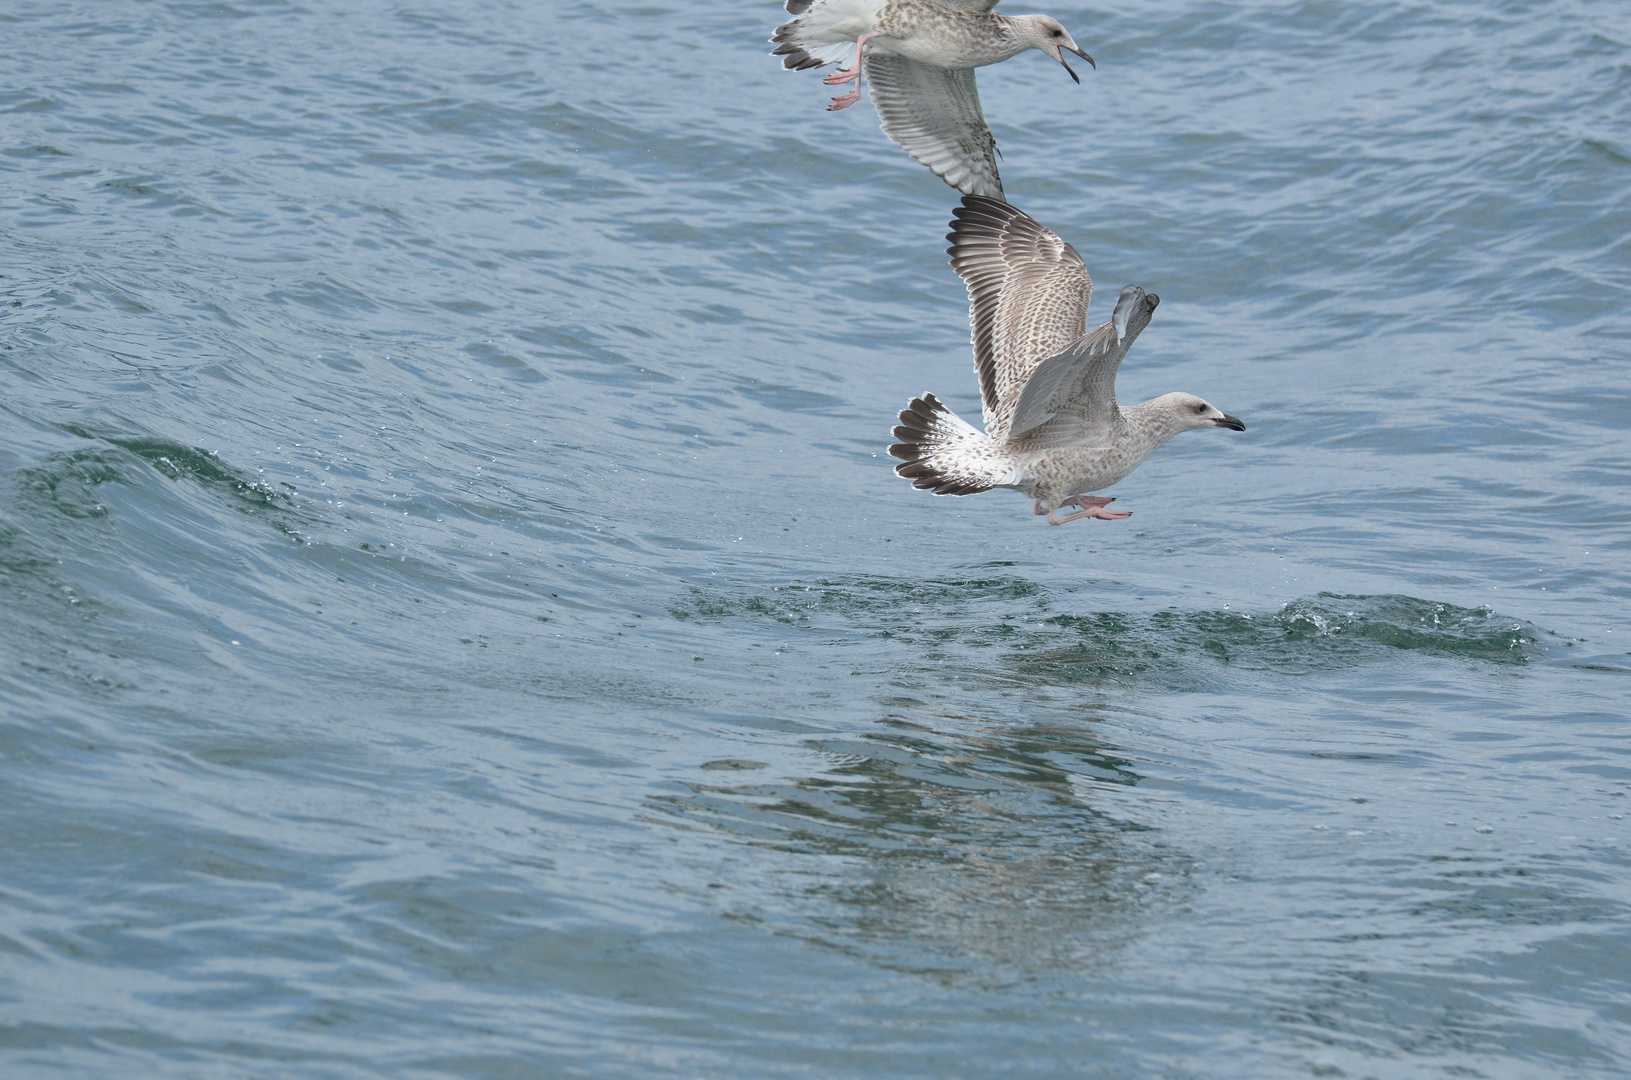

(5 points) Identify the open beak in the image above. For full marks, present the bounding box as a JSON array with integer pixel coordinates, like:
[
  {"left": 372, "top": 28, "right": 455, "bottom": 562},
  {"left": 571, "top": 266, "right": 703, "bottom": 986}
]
[
  {"left": 1058, "top": 44, "right": 1094, "bottom": 83},
  {"left": 1213, "top": 414, "right": 1246, "bottom": 431}
]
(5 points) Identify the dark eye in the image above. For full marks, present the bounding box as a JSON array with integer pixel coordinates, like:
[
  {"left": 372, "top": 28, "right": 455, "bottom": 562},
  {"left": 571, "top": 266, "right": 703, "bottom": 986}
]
[
  {"left": 1051, "top": 29, "right": 1062, "bottom": 36},
  {"left": 1193, "top": 404, "right": 1206, "bottom": 413}
]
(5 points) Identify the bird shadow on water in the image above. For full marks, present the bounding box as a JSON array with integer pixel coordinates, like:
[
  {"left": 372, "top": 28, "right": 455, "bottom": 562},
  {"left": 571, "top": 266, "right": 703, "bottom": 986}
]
[
  {"left": 653, "top": 706, "right": 1197, "bottom": 985},
  {"left": 655, "top": 574, "right": 1554, "bottom": 983}
]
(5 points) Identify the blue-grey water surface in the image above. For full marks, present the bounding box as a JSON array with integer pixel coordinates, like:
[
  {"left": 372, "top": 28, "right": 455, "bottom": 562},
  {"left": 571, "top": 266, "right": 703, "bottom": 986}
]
[{"left": 3, "top": 1, "right": 1630, "bottom": 1076}]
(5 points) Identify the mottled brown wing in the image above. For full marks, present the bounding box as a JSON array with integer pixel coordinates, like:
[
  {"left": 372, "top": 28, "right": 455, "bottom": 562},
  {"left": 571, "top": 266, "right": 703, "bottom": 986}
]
[
  {"left": 1008, "top": 287, "right": 1160, "bottom": 450},
  {"left": 946, "top": 196, "right": 1092, "bottom": 429},
  {"left": 866, "top": 55, "right": 1003, "bottom": 201}
]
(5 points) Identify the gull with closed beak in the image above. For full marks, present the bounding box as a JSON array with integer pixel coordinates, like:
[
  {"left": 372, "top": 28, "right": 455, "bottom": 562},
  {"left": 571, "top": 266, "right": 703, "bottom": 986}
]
[{"left": 890, "top": 197, "right": 1246, "bottom": 524}]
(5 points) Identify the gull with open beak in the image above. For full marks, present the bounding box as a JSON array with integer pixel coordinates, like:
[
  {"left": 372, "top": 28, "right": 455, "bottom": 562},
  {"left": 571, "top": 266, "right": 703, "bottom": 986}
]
[{"left": 771, "top": 0, "right": 1094, "bottom": 200}]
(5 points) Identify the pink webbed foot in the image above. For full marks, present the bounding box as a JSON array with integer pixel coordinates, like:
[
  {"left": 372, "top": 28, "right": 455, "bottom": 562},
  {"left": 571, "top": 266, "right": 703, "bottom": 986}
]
[
  {"left": 1046, "top": 502, "right": 1132, "bottom": 525},
  {"left": 823, "top": 34, "right": 869, "bottom": 112},
  {"left": 1040, "top": 494, "right": 1122, "bottom": 522}
]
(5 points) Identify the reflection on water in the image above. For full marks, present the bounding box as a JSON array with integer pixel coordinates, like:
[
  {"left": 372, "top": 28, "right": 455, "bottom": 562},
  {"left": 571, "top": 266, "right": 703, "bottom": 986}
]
[{"left": 661, "top": 709, "right": 1200, "bottom": 981}]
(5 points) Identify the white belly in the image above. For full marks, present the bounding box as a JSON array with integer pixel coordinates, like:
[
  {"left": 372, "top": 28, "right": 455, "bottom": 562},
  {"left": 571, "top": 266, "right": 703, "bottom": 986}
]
[
  {"left": 798, "top": 0, "right": 887, "bottom": 45},
  {"left": 1019, "top": 443, "right": 1151, "bottom": 503}
]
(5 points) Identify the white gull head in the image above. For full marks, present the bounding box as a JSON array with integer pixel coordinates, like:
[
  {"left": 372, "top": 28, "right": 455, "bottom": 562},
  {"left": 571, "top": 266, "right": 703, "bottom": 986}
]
[
  {"left": 1141, "top": 392, "right": 1249, "bottom": 438},
  {"left": 1006, "top": 15, "right": 1094, "bottom": 82}
]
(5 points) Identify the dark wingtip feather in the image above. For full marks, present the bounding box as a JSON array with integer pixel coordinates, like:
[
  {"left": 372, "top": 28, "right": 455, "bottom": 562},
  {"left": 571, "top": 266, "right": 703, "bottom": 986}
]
[
  {"left": 960, "top": 194, "right": 1008, "bottom": 214},
  {"left": 948, "top": 197, "right": 1024, "bottom": 242}
]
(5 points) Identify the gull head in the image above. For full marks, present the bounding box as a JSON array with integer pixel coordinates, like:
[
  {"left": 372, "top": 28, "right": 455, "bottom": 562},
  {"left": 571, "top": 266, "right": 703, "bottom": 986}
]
[
  {"left": 1158, "top": 392, "right": 1247, "bottom": 434},
  {"left": 1012, "top": 16, "right": 1094, "bottom": 83}
]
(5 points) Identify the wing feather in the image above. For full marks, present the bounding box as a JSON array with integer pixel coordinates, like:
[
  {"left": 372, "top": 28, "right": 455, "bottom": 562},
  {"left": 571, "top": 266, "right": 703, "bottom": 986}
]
[
  {"left": 945, "top": 196, "right": 1092, "bottom": 428},
  {"left": 1008, "top": 322, "right": 1117, "bottom": 438},
  {"left": 1007, "top": 287, "right": 1160, "bottom": 449},
  {"left": 866, "top": 55, "right": 1004, "bottom": 201}
]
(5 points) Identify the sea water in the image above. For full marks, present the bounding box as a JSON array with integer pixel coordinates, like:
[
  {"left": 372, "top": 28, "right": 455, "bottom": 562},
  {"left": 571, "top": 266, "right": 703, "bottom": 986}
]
[{"left": 2, "top": 1, "right": 1628, "bottom": 1076}]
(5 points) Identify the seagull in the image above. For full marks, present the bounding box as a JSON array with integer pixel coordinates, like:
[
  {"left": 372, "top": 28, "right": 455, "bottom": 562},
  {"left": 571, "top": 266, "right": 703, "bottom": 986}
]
[
  {"left": 889, "top": 196, "right": 1246, "bottom": 525},
  {"left": 770, "top": 0, "right": 1093, "bottom": 200}
]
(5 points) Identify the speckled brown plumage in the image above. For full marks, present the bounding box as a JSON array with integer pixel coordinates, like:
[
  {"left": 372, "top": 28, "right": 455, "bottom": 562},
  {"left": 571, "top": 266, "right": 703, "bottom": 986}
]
[
  {"left": 947, "top": 195, "right": 1092, "bottom": 429},
  {"left": 769, "top": 0, "right": 1092, "bottom": 199},
  {"left": 890, "top": 197, "right": 1247, "bottom": 523}
]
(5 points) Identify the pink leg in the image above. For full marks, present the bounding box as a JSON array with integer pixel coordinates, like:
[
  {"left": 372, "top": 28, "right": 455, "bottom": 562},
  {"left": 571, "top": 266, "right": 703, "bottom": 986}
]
[
  {"left": 825, "top": 34, "right": 870, "bottom": 111},
  {"left": 1037, "top": 494, "right": 1115, "bottom": 517},
  {"left": 1046, "top": 504, "right": 1132, "bottom": 525}
]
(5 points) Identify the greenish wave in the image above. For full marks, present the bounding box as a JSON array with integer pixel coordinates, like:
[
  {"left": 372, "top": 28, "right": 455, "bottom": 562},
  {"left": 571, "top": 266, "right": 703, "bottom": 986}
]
[{"left": 671, "top": 578, "right": 1542, "bottom": 684}]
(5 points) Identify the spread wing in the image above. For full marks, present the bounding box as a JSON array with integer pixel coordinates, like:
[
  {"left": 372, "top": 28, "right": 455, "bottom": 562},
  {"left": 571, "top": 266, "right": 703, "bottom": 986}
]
[
  {"left": 866, "top": 54, "right": 1004, "bottom": 200},
  {"left": 1007, "top": 287, "right": 1160, "bottom": 449},
  {"left": 945, "top": 195, "right": 1092, "bottom": 429},
  {"left": 781, "top": 1, "right": 998, "bottom": 24}
]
